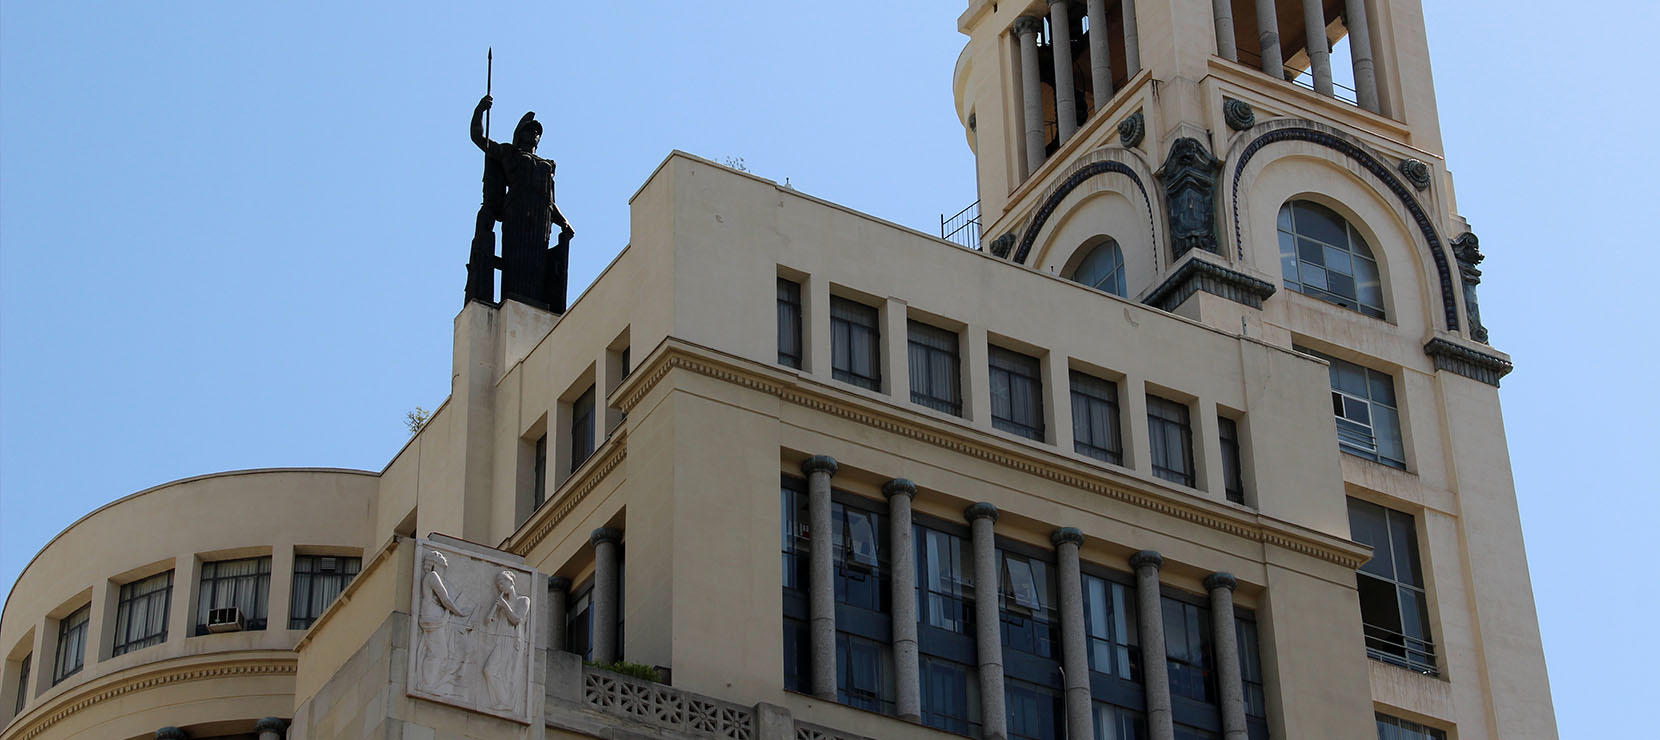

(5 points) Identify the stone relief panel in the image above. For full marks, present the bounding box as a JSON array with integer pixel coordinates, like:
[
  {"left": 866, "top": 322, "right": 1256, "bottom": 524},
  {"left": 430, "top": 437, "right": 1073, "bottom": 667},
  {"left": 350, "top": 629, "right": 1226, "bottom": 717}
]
[{"left": 408, "top": 538, "right": 539, "bottom": 724}]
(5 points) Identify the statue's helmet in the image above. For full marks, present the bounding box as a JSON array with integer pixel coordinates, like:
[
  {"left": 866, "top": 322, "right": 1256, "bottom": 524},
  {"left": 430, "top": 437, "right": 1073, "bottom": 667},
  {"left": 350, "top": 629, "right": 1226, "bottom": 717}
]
[{"left": 513, "top": 112, "right": 542, "bottom": 147}]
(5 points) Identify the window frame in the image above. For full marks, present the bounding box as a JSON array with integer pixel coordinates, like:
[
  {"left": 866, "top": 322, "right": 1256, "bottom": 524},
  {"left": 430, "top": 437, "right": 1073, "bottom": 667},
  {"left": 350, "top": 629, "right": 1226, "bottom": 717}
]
[
  {"left": 1277, "top": 200, "right": 1386, "bottom": 319},
  {"left": 195, "top": 556, "right": 271, "bottom": 634},
  {"left": 830, "top": 296, "right": 883, "bottom": 391},
  {"left": 112, "top": 570, "right": 173, "bottom": 656},
  {"left": 1146, "top": 395, "right": 1196, "bottom": 487},
  {"left": 289, "top": 555, "right": 362, "bottom": 630},
  {"left": 569, "top": 385, "right": 596, "bottom": 473},
  {"left": 989, "top": 346, "right": 1045, "bottom": 441},
  {"left": 1348, "top": 498, "right": 1437, "bottom": 675},
  {"left": 51, "top": 604, "right": 89, "bottom": 685},
  {"left": 13, "top": 653, "right": 28, "bottom": 715},
  {"left": 1217, "top": 416, "right": 1245, "bottom": 504},
  {"left": 1299, "top": 347, "right": 1406, "bottom": 469},
  {"left": 777, "top": 277, "right": 804, "bottom": 369},
  {"left": 908, "top": 320, "right": 963, "bottom": 416},
  {"left": 1070, "top": 370, "right": 1123, "bottom": 465},
  {"left": 1068, "top": 239, "right": 1128, "bottom": 297}
]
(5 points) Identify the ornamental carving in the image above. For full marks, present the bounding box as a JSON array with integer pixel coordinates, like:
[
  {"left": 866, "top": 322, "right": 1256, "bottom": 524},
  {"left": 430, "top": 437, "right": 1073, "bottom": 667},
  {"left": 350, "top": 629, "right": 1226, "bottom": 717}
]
[
  {"left": 1156, "top": 138, "right": 1223, "bottom": 257},
  {"left": 1451, "top": 232, "right": 1488, "bottom": 342},
  {"left": 1398, "top": 158, "right": 1431, "bottom": 191},
  {"left": 408, "top": 539, "right": 539, "bottom": 723},
  {"left": 988, "top": 233, "right": 1016, "bottom": 258},
  {"left": 1223, "top": 99, "right": 1255, "bottom": 131},
  {"left": 1117, "top": 111, "right": 1145, "bottom": 148}
]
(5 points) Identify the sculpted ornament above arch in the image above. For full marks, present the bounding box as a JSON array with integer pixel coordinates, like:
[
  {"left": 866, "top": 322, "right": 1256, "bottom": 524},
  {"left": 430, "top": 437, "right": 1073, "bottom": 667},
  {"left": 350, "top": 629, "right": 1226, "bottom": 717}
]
[{"left": 409, "top": 538, "right": 539, "bottom": 724}]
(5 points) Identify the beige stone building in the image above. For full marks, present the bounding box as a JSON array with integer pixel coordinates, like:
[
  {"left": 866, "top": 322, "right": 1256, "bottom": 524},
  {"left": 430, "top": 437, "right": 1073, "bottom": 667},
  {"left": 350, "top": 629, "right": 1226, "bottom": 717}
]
[{"left": 0, "top": 1, "right": 1554, "bottom": 739}]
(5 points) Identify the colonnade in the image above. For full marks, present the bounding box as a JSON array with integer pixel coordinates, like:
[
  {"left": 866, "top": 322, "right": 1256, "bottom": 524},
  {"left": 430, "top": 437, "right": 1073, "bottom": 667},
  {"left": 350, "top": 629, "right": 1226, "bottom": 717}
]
[
  {"left": 1013, "top": 0, "right": 1143, "bottom": 177},
  {"left": 547, "top": 527, "right": 625, "bottom": 667},
  {"left": 1211, "top": 0, "right": 1380, "bottom": 113},
  {"left": 802, "top": 456, "right": 1251, "bottom": 740}
]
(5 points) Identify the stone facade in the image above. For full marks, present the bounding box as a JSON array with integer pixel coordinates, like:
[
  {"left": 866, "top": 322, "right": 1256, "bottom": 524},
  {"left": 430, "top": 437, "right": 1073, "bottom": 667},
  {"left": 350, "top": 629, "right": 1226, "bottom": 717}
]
[{"left": 1, "top": 2, "right": 1552, "bottom": 740}]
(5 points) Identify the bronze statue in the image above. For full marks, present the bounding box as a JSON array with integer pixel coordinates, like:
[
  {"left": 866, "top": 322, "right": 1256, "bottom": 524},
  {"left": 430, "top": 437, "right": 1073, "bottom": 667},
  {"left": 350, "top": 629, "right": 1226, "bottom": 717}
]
[{"left": 467, "top": 94, "right": 574, "bottom": 312}]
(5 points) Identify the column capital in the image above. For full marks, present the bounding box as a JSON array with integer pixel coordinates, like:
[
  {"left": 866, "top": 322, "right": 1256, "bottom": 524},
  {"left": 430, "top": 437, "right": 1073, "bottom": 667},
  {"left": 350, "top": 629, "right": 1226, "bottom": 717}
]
[
  {"left": 548, "top": 575, "right": 572, "bottom": 592},
  {"left": 590, "top": 527, "right": 624, "bottom": 547},
  {"left": 882, "top": 478, "right": 918, "bottom": 499},
  {"left": 156, "top": 729, "right": 188, "bottom": 740},
  {"left": 1047, "top": 0, "right": 1069, "bottom": 5},
  {"left": 1203, "top": 572, "right": 1238, "bottom": 592},
  {"left": 964, "top": 501, "right": 999, "bottom": 523},
  {"left": 1012, "top": 15, "right": 1045, "bottom": 37},
  {"left": 1129, "top": 550, "right": 1164, "bottom": 570},
  {"left": 800, "top": 455, "right": 839, "bottom": 476},
  {"left": 1050, "top": 527, "right": 1084, "bottom": 547},
  {"left": 254, "top": 718, "right": 288, "bottom": 733}
]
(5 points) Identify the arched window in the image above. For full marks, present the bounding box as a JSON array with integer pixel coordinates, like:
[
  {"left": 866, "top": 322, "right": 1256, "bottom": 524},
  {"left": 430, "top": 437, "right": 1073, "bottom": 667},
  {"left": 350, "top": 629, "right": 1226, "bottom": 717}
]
[
  {"left": 1068, "top": 240, "right": 1127, "bottom": 297},
  {"left": 1278, "top": 201, "right": 1384, "bottom": 318}
]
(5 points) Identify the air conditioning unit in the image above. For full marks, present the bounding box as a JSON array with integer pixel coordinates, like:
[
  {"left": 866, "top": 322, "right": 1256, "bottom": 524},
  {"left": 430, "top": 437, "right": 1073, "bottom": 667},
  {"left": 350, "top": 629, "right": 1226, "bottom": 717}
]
[{"left": 206, "top": 607, "right": 245, "bottom": 633}]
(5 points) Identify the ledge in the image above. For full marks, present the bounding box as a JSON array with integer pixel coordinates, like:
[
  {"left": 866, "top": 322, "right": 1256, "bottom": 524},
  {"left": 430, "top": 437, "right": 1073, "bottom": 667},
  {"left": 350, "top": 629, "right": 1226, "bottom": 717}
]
[
  {"left": 1423, "top": 338, "right": 1513, "bottom": 387},
  {"left": 1144, "top": 254, "right": 1278, "bottom": 312},
  {"left": 611, "top": 338, "right": 1372, "bottom": 570}
]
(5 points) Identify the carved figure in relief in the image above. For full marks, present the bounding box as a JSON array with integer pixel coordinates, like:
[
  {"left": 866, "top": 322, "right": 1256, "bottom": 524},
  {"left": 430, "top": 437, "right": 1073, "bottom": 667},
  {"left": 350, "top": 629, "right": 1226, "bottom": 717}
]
[
  {"left": 482, "top": 570, "right": 531, "bottom": 710},
  {"left": 417, "top": 550, "right": 471, "bottom": 696}
]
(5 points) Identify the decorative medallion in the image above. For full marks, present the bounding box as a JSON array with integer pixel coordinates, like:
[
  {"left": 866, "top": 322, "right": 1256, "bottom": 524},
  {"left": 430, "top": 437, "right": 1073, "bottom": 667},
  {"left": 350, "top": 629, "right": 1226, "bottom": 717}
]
[
  {"left": 1118, "top": 111, "right": 1145, "bottom": 149},
  {"left": 1399, "top": 158, "right": 1431, "bottom": 191},
  {"left": 1223, "top": 98, "right": 1256, "bottom": 131},
  {"left": 988, "top": 233, "right": 1016, "bottom": 258}
]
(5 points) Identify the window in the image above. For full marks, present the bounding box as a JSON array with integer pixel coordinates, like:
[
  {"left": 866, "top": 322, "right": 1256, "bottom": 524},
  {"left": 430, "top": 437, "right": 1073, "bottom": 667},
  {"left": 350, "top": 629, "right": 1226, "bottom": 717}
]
[
  {"left": 836, "top": 633, "right": 894, "bottom": 712},
  {"left": 1083, "top": 574, "right": 1138, "bottom": 681},
  {"left": 1162, "top": 598, "right": 1215, "bottom": 705},
  {"left": 1071, "top": 371, "right": 1123, "bottom": 465},
  {"left": 13, "top": 654, "right": 28, "bottom": 714},
  {"left": 921, "top": 656, "right": 979, "bottom": 735},
  {"left": 619, "top": 345, "right": 631, "bottom": 379},
  {"left": 570, "top": 386, "right": 596, "bottom": 473},
  {"left": 832, "top": 502, "right": 887, "bottom": 612},
  {"left": 290, "top": 555, "right": 361, "bottom": 629},
  {"left": 532, "top": 434, "right": 548, "bottom": 509},
  {"left": 1093, "top": 702, "right": 1148, "bottom": 740},
  {"left": 1375, "top": 714, "right": 1446, "bottom": 740},
  {"left": 567, "top": 581, "right": 593, "bottom": 660},
  {"left": 908, "top": 321, "right": 962, "bottom": 415},
  {"left": 1218, "top": 417, "right": 1244, "bottom": 504},
  {"left": 112, "top": 571, "right": 172, "bottom": 656},
  {"left": 1146, "top": 396, "right": 1195, "bottom": 487},
  {"left": 1000, "top": 550, "right": 1058, "bottom": 659},
  {"left": 1278, "top": 200, "right": 1384, "bottom": 318},
  {"left": 778, "top": 278, "right": 803, "bottom": 368},
  {"left": 990, "top": 346, "right": 1044, "bottom": 440},
  {"left": 1348, "top": 498, "right": 1436, "bottom": 674},
  {"left": 1006, "top": 679, "right": 1063, "bottom": 740},
  {"left": 918, "top": 526, "right": 974, "bottom": 634},
  {"left": 196, "top": 556, "right": 271, "bottom": 634},
  {"left": 1069, "top": 240, "right": 1127, "bottom": 297},
  {"left": 1236, "top": 619, "right": 1267, "bottom": 721},
  {"left": 51, "top": 605, "right": 88, "bottom": 685},
  {"left": 1298, "top": 347, "right": 1405, "bottom": 469},
  {"left": 830, "top": 296, "right": 881, "bottom": 390}
]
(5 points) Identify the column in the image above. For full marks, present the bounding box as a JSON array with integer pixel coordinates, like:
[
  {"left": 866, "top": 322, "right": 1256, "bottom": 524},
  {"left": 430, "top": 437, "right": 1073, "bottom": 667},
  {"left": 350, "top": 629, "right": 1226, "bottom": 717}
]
[
  {"left": 1345, "top": 0, "right": 1380, "bottom": 112},
  {"left": 1048, "top": 0, "right": 1078, "bottom": 144},
  {"left": 548, "top": 576, "right": 572, "bottom": 653},
  {"left": 1122, "top": 0, "right": 1142, "bottom": 77},
  {"left": 1302, "top": 0, "right": 1333, "bottom": 95},
  {"left": 1205, "top": 574, "right": 1248, "bottom": 740},
  {"left": 801, "top": 455, "right": 840, "bottom": 700},
  {"left": 591, "top": 527, "right": 623, "bottom": 665},
  {"left": 884, "top": 479, "right": 921, "bottom": 723},
  {"left": 966, "top": 503, "right": 1007, "bottom": 740},
  {"left": 255, "top": 717, "right": 288, "bottom": 740},
  {"left": 155, "top": 729, "right": 187, "bottom": 740},
  {"left": 1254, "top": 0, "right": 1284, "bottom": 78},
  {"left": 1087, "top": 0, "right": 1114, "bottom": 104},
  {"left": 1014, "top": 16, "right": 1047, "bottom": 178},
  {"left": 1052, "top": 528, "right": 1092, "bottom": 740},
  {"left": 1212, "top": 0, "right": 1238, "bottom": 61},
  {"left": 1131, "top": 551, "right": 1174, "bottom": 740}
]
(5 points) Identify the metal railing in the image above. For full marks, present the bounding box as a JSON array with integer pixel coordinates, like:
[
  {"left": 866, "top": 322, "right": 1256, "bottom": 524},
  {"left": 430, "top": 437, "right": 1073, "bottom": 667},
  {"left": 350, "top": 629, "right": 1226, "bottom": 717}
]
[
  {"left": 941, "top": 200, "right": 981, "bottom": 250},
  {"left": 1236, "top": 49, "right": 1362, "bottom": 106},
  {"left": 1363, "top": 623, "right": 1439, "bottom": 675}
]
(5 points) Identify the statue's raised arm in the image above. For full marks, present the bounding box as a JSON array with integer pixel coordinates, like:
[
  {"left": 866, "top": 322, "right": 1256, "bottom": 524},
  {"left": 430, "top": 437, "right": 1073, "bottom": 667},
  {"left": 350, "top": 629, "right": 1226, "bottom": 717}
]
[{"left": 471, "top": 95, "right": 496, "bottom": 154}]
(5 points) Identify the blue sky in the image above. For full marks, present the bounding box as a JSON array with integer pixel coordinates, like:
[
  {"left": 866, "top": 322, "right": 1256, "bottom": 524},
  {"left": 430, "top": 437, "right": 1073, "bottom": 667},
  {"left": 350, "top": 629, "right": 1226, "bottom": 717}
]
[{"left": 1, "top": 1, "right": 1652, "bottom": 735}]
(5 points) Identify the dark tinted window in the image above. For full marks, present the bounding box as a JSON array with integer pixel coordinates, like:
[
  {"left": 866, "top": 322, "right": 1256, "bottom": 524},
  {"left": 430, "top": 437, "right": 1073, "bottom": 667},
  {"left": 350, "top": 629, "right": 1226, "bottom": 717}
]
[
  {"left": 831, "top": 297, "right": 882, "bottom": 390},
  {"left": 1348, "top": 498, "right": 1435, "bottom": 674},
  {"left": 290, "top": 556, "right": 361, "bottom": 629},
  {"left": 1278, "top": 200, "right": 1385, "bottom": 318},
  {"left": 113, "top": 571, "right": 172, "bottom": 655},
  {"left": 778, "top": 278, "right": 803, "bottom": 368},
  {"left": 1147, "top": 396, "right": 1195, "bottom": 487},
  {"left": 1071, "top": 371, "right": 1123, "bottom": 465},
  {"left": 990, "top": 347, "right": 1044, "bottom": 440},
  {"left": 1218, "top": 416, "right": 1244, "bottom": 504},
  {"left": 909, "top": 321, "right": 962, "bottom": 415},
  {"left": 570, "top": 386, "right": 595, "bottom": 472}
]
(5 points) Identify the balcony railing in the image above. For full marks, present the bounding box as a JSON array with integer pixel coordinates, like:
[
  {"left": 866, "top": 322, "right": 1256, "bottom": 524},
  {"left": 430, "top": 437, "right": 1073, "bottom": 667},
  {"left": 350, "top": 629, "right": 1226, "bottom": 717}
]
[
  {"left": 941, "top": 200, "right": 981, "bottom": 250},
  {"left": 1363, "top": 623, "right": 1438, "bottom": 675},
  {"left": 1237, "top": 48, "right": 1361, "bottom": 106}
]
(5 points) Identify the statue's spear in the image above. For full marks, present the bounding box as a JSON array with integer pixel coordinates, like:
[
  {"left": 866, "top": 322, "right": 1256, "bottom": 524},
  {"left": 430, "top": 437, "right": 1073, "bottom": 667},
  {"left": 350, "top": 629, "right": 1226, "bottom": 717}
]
[{"left": 485, "top": 47, "right": 493, "bottom": 138}]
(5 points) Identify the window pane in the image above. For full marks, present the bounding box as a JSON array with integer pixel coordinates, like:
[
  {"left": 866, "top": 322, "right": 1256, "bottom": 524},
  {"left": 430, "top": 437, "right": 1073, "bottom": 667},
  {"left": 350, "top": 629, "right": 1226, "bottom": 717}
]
[
  {"left": 1323, "top": 245, "right": 1353, "bottom": 276},
  {"left": 1293, "top": 201, "right": 1348, "bottom": 247}
]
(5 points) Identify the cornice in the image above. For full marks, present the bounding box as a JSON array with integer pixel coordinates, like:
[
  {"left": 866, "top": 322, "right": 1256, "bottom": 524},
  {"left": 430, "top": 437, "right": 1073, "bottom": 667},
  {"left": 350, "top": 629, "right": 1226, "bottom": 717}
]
[
  {"left": 1423, "top": 338, "right": 1513, "bottom": 387},
  {"left": 1144, "top": 254, "right": 1277, "bottom": 312},
  {"left": 8, "top": 656, "right": 296, "bottom": 740},
  {"left": 502, "top": 430, "right": 629, "bottom": 556},
  {"left": 615, "top": 340, "right": 1371, "bottom": 570}
]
